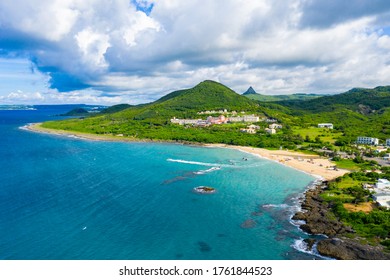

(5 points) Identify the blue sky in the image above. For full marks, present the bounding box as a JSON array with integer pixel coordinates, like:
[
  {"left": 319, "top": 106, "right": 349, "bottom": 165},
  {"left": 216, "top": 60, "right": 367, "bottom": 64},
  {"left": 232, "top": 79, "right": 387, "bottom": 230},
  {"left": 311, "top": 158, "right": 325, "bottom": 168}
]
[{"left": 1, "top": 0, "right": 390, "bottom": 104}]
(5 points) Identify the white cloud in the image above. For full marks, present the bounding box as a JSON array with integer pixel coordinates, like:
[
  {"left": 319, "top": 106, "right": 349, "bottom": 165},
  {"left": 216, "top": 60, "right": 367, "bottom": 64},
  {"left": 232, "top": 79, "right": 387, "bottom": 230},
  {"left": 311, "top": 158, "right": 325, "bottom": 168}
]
[
  {"left": 1, "top": 0, "right": 390, "bottom": 104},
  {"left": 75, "top": 27, "right": 111, "bottom": 69},
  {"left": 0, "top": 0, "right": 79, "bottom": 41}
]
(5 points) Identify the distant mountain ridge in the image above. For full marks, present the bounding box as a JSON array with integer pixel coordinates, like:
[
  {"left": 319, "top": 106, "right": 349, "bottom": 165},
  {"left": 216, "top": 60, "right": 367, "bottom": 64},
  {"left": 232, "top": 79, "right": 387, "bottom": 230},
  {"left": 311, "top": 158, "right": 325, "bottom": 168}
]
[
  {"left": 279, "top": 86, "right": 390, "bottom": 114},
  {"left": 241, "top": 85, "right": 325, "bottom": 102}
]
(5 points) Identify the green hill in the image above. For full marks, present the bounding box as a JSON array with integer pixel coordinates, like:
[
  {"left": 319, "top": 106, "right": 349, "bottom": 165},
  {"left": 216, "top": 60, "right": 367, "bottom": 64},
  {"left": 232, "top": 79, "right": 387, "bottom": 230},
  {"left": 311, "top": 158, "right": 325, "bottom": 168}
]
[{"left": 153, "top": 80, "right": 257, "bottom": 111}]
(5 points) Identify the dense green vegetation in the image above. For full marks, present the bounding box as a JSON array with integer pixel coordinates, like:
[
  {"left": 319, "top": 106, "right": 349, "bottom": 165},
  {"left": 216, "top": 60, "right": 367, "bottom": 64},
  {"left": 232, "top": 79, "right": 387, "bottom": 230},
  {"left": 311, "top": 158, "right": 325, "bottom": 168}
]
[
  {"left": 43, "top": 80, "right": 390, "bottom": 149},
  {"left": 320, "top": 170, "right": 390, "bottom": 248}
]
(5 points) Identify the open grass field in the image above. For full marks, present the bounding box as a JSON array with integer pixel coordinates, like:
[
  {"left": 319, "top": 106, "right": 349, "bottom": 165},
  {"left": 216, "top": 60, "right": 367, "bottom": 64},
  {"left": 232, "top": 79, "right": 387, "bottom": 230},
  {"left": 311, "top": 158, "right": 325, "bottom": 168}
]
[
  {"left": 293, "top": 127, "right": 343, "bottom": 144},
  {"left": 334, "top": 159, "right": 362, "bottom": 171}
]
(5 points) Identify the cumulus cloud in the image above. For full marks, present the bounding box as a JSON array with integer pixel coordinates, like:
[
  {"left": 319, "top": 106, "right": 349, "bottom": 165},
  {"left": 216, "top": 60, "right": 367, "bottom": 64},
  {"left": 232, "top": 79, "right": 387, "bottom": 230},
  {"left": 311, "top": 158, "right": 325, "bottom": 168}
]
[{"left": 1, "top": 0, "right": 390, "bottom": 104}]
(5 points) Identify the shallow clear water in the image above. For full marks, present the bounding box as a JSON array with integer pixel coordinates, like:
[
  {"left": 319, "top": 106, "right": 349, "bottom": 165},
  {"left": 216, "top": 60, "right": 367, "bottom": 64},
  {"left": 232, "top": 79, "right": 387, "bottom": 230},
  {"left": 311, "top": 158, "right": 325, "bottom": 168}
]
[{"left": 0, "top": 106, "right": 316, "bottom": 259}]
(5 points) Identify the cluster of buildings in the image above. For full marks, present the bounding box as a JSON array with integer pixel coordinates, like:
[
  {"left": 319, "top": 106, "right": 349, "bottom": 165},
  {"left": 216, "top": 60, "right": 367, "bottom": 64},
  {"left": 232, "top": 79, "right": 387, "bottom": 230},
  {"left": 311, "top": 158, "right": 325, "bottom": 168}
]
[
  {"left": 240, "top": 123, "right": 283, "bottom": 135},
  {"left": 366, "top": 179, "right": 390, "bottom": 208},
  {"left": 170, "top": 114, "right": 260, "bottom": 127},
  {"left": 170, "top": 109, "right": 286, "bottom": 135}
]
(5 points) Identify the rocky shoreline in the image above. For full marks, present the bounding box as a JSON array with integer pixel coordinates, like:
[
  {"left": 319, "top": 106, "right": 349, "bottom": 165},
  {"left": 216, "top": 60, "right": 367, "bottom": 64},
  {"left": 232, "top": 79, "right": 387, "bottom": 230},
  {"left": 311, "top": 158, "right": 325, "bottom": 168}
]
[{"left": 292, "top": 183, "right": 390, "bottom": 260}]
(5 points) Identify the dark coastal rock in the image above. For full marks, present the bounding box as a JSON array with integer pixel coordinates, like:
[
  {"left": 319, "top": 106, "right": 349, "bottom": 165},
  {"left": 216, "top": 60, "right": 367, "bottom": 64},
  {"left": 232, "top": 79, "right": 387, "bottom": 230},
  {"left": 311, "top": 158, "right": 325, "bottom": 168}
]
[
  {"left": 295, "top": 184, "right": 389, "bottom": 260},
  {"left": 317, "top": 238, "right": 390, "bottom": 260},
  {"left": 293, "top": 186, "right": 354, "bottom": 237},
  {"left": 292, "top": 212, "right": 306, "bottom": 220},
  {"left": 303, "top": 238, "right": 316, "bottom": 251}
]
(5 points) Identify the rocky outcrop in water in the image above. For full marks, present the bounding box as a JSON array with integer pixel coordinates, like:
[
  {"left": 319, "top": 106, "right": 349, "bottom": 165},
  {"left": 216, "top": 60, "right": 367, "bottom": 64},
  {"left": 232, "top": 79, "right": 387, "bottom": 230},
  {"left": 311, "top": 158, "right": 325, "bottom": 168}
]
[
  {"left": 293, "top": 184, "right": 390, "bottom": 260},
  {"left": 316, "top": 238, "right": 390, "bottom": 260}
]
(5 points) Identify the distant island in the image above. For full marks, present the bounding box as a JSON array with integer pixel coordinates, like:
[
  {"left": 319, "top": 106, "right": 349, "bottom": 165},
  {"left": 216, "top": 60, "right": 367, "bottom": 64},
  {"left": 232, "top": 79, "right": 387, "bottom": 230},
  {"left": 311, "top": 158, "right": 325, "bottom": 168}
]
[
  {"left": 30, "top": 80, "right": 390, "bottom": 259},
  {"left": 59, "top": 108, "right": 90, "bottom": 116}
]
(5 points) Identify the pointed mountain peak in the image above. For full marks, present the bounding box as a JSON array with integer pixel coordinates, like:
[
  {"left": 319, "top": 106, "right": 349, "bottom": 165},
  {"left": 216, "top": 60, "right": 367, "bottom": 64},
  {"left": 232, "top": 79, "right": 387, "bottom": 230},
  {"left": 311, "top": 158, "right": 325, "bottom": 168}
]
[{"left": 243, "top": 86, "right": 256, "bottom": 95}]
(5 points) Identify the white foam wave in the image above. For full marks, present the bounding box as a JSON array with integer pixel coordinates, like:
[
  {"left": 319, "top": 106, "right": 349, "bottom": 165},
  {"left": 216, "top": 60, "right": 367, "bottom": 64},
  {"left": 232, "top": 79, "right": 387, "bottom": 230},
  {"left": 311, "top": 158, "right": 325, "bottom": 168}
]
[
  {"left": 19, "top": 125, "right": 29, "bottom": 131},
  {"left": 291, "top": 239, "right": 332, "bottom": 260},
  {"left": 262, "top": 203, "right": 290, "bottom": 209},
  {"left": 167, "top": 158, "right": 228, "bottom": 167},
  {"left": 167, "top": 158, "right": 265, "bottom": 170},
  {"left": 67, "top": 134, "right": 82, "bottom": 139},
  {"left": 194, "top": 166, "right": 221, "bottom": 174}
]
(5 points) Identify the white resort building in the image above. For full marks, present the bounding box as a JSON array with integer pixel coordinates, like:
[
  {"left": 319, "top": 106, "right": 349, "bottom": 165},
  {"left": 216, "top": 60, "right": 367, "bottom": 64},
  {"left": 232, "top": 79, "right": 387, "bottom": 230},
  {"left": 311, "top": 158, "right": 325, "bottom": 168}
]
[
  {"left": 170, "top": 117, "right": 201, "bottom": 125},
  {"left": 228, "top": 115, "right": 260, "bottom": 123},
  {"left": 372, "top": 179, "right": 390, "bottom": 208},
  {"left": 356, "top": 136, "right": 379, "bottom": 146},
  {"left": 318, "top": 123, "right": 334, "bottom": 129}
]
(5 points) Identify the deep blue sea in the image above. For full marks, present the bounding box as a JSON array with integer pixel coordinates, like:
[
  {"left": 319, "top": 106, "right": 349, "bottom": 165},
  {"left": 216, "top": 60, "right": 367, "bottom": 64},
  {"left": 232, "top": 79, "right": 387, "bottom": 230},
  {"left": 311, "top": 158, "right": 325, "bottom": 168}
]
[{"left": 0, "top": 105, "right": 318, "bottom": 260}]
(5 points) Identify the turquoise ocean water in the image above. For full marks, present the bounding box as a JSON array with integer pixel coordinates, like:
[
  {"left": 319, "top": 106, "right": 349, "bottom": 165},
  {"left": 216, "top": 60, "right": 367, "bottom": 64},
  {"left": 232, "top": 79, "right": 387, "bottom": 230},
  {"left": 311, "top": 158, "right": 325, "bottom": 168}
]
[{"left": 0, "top": 105, "right": 318, "bottom": 259}]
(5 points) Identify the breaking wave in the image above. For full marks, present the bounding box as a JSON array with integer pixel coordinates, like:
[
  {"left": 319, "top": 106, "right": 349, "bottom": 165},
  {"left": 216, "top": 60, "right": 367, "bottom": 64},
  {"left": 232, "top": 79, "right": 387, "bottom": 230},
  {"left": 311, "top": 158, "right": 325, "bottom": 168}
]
[
  {"left": 194, "top": 167, "right": 221, "bottom": 174},
  {"left": 291, "top": 239, "right": 332, "bottom": 260},
  {"left": 167, "top": 158, "right": 229, "bottom": 168}
]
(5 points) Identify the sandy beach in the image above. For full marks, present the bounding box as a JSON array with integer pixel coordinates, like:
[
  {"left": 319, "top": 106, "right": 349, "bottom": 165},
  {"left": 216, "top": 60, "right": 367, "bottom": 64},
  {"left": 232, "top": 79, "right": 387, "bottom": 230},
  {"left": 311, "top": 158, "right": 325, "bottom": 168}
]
[
  {"left": 222, "top": 145, "right": 349, "bottom": 180},
  {"left": 26, "top": 123, "right": 349, "bottom": 180}
]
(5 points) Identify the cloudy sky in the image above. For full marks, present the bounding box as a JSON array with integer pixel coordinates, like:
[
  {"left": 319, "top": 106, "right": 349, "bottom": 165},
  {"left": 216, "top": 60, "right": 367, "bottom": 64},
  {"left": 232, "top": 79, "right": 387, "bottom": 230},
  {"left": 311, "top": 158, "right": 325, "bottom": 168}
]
[{"left": 1, "top": 0, "right": 390, "bottom": 105}]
